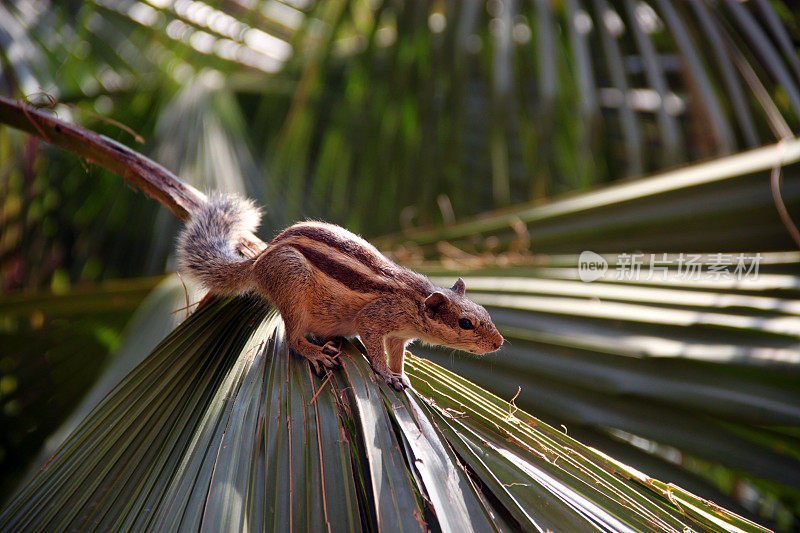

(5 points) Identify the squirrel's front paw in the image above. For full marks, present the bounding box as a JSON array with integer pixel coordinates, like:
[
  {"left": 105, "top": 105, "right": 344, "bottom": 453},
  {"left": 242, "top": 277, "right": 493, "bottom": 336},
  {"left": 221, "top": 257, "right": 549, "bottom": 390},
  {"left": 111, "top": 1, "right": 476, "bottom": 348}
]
[
  {"left": 306, "top": 351, "right": 341, "bottom": 377},
  {"left": 381, "top": 371, "right": 411, "bottom": 391}
]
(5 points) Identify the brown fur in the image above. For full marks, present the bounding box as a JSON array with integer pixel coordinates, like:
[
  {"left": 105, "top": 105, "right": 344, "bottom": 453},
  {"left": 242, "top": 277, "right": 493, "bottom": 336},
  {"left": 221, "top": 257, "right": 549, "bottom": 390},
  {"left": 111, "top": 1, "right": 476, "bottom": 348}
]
[{"left": 177, "top": 193, "right": 504, "bottom": 390}]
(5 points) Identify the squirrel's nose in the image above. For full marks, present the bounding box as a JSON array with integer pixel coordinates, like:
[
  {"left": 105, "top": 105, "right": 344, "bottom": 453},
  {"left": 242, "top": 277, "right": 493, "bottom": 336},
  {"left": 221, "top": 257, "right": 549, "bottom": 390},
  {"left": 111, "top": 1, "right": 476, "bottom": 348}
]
[{"left": 492, "top": 334, "right": 504, "bottom": 351}]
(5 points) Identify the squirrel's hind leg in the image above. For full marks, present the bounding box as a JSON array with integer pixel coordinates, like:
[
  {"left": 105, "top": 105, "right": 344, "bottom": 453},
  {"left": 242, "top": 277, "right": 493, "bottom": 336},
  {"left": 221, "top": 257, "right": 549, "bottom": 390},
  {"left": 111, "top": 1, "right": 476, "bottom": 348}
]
[
  {"left": 283, "top": 316, "right": 342, "bottom": 376},
  {"left": 260, "top": 245, "right": 342, "bottom": 375}
]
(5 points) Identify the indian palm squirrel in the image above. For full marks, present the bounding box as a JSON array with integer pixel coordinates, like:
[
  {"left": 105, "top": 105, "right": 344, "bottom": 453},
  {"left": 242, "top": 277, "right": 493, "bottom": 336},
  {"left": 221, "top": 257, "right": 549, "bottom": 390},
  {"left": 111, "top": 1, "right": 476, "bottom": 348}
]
[{"left": 177, "top": 193, "right": 503, "bottom": 390}]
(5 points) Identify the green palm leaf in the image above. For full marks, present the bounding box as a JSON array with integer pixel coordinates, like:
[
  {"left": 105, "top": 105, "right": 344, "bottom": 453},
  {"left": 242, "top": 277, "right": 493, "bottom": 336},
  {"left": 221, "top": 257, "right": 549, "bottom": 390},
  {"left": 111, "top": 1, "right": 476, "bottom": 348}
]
[
  {"left": 373, "top": 139, "right": 800, "bottom": 528},
  {"left": 0, "top": 296, "right": 769, "bottom": 532}
]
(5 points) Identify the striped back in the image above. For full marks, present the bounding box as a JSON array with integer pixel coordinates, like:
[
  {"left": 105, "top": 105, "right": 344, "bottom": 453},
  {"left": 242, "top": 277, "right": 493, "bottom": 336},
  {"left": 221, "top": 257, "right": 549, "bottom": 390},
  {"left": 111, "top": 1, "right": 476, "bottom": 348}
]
[{"left": 271, "top": 222, "right": 433, "bottom": 299}]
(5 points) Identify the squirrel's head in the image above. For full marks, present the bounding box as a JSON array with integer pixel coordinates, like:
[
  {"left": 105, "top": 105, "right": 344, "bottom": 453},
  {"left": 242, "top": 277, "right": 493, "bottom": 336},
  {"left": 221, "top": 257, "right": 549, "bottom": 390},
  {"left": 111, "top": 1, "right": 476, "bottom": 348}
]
[{"left": 421, "top": 278, "right": 503, "bottom": 354}]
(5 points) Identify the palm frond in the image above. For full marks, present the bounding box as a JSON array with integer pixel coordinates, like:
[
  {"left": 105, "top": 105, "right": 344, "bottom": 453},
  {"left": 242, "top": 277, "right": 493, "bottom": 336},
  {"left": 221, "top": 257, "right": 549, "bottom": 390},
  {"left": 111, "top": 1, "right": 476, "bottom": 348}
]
[
  {"left": 17, "top": 275, "right": 202, "bottom": 481},
  {"left": 373, "top": 141, "right": 800, "bottom": 528},
  {"left": 0, "top": 296, "right": 769, "bottom": 532},
  {"left": 375, "top": 139, "right": 800, "bottom": 253}
]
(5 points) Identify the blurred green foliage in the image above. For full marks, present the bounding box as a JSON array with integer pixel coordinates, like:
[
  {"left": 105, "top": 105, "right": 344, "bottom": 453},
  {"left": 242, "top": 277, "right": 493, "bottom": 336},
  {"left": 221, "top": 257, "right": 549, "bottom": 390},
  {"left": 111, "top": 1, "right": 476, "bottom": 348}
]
[
  {"left": 3, "top": 0, "right": 800, "bottom": 291},
  {"left": 0, "top": 278, "right": 156, "bottom": 497}
]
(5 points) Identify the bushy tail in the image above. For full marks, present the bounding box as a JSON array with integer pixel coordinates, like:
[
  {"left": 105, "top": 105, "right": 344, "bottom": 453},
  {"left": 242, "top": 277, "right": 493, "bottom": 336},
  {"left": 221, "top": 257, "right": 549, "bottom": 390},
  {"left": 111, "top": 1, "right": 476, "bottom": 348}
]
[{"left": 177, "top": 192, "right": 263, "bottom": 295}]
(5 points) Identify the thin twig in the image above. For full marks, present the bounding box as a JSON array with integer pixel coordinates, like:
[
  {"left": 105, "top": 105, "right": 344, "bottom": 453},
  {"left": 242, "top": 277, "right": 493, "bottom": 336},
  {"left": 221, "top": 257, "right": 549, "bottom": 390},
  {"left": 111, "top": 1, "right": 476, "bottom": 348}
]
[
  {"left": 770, "top": 140, "right": 800, "bottom": 250},
  {"left": 721, "top": 28, "right": 800, "bottom": 249},
  {"left": 170, "top": 301, "right": 200, "bottom": 316},
  {"left": 20, "top": 102, "right": 52, "bottom": 144},
  {"left": 69, "top": 105, "right": 146, "bottom": 144},
  {"left": 175, "top": 271, "right": 191, "bottom": 319},
  {"left": 309, "top": 372, "right": 335, "bottom": 405},
  {"left": 26, "top": 91, "right": 145, "bottom": 144}
]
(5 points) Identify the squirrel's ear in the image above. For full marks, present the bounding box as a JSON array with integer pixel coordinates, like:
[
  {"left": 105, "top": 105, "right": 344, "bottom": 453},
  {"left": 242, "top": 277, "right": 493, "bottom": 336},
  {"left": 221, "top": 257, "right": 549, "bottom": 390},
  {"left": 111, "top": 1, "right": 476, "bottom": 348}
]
[
  {"left": 451, "top": 277, "right": 466, "bottom": 296},
  {"left": 424, "top": 291, "right": 449, "bottom": 318}
]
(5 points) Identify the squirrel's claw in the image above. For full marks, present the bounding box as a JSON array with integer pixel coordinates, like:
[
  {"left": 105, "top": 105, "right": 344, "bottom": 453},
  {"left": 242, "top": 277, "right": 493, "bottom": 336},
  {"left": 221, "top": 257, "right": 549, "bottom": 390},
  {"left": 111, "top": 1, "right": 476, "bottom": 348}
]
[
  {"left": 321, "top": 338, "right": 343, "bottom": 357},
  {"left": 383, "top": 372, "right": 411, "bottom": 391},
  {"left": 307, "top": 351, "right": 341, "bottom": 377}
]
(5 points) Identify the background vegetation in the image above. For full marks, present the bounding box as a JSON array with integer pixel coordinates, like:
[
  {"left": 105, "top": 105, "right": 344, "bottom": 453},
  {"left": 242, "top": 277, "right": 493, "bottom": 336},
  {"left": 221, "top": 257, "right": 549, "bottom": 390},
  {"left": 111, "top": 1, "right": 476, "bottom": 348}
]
[{"left": 1, "top": 0, "right": 799, "bottom": 530}]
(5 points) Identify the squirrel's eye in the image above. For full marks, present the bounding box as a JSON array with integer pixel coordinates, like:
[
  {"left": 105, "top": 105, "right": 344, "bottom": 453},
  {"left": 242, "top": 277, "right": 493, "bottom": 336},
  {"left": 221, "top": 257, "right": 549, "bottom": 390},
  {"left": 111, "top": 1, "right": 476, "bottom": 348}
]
[{"left": 458, "top": 318, "right": 474, "bottom": 330}]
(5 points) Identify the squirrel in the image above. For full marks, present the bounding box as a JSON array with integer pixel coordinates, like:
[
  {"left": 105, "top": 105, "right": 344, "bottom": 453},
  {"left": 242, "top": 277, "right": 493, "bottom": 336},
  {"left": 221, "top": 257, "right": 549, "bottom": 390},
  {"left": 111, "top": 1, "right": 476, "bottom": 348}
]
[{"left": 177, "top": 193, "right": 504, "bottom": 390}]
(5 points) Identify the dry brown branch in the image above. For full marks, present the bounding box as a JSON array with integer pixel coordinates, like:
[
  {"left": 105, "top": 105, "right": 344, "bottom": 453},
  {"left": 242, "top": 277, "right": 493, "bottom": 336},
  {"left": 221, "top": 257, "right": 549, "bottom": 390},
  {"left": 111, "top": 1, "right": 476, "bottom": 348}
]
[
  {"left": 0, "top": 95, "right": 204, "bottom": 220},
  {"left": 0, "top": 95, "right": 267, "bottom": 257}
]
